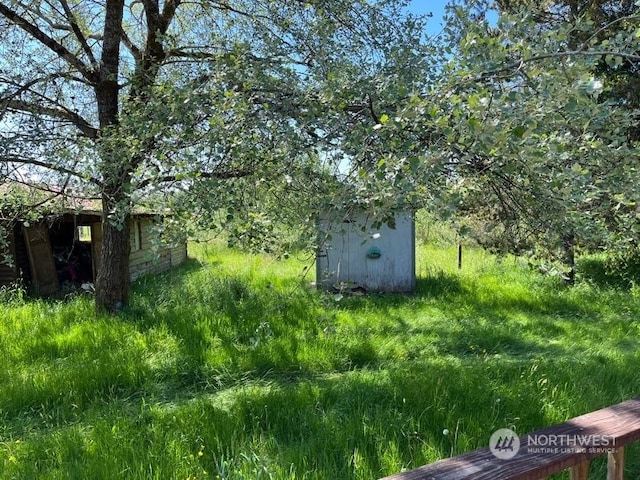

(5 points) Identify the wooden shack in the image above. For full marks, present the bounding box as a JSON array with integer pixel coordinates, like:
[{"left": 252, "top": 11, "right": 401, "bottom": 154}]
[
  {"left": 0, "top": 211, "right": 187, "bottom": 295},
  {"left": 316, "top": 211, "right": 415, "bottom": 293}
]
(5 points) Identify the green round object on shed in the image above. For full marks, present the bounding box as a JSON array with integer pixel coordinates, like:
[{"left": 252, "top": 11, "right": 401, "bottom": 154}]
[{"left": 366, "top": 246, "right": 382, "bottom": 259}]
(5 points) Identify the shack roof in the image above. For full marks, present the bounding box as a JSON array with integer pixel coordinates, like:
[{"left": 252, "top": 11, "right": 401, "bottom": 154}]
[{"left": 0, "top": 182, "right": 163, "bottom": 220}]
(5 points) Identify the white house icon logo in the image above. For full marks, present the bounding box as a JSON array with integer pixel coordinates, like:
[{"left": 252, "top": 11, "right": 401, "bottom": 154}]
[{"left": 490, "top": 428, "right": 520, "bottom": 459}]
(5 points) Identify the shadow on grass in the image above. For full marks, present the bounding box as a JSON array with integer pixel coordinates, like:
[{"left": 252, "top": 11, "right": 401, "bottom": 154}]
[
  {"left": 577, "top": 256, "right": 637, "bottom": 289},
  {"left": 204, "top": 351, "right": 640, "bottom": 479},
  {"left": 415, "top": 271, "right": 466, "bottom": 297},
  {"left": 336, "top": 269, "right": 585, "bottom": 320},
  {"left": 5, "top": 251, "right": 640, "bottom": 479},
  {"left": 123, "top": 260, "right": 623, "bottom": 382},
  {"left": 6, "top": 348, "right": 639, "bottom": 479}
]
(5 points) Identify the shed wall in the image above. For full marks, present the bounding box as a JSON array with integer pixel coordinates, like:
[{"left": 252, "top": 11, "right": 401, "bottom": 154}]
[
  {"left": 23, "top": 224, "right": 59, "bottom": 295},
  {"left": 128, "top": 218, "right": 187, "bottom": 280},
  {"left": 1, "top": 216, "right": 188, "bottom": 291},
  {"left": 317, "top": 212, "right": 415, "bottom": 292},
  {"left": 170, "top": 243, "right": 187, "bottom": 266}
]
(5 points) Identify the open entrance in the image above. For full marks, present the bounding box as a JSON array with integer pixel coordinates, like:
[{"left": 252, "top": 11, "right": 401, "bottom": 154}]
[{"left": 47, "top": 215, "right": 100, "bottom": 288}]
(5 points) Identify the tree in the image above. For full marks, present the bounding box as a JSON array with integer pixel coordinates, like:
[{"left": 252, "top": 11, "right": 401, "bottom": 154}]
[
  {"left": 0, "top": 0, "right": 429, "bottom": 311},
  {"left": 490, "top": 0, "right": 640, "bottom": 274},
  {"left": 369, "top": 0, "right": 640, "bottom": 279}
]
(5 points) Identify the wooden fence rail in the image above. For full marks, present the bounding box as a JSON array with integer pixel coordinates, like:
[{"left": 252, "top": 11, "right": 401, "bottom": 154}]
[{"left": 380, "top": 396, "right": 640, "bottom": 480}]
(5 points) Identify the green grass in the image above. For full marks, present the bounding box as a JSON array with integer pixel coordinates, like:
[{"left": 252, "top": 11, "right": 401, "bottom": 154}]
[{"left": 2, "top": 242, "right": 640, "bottom": 479}]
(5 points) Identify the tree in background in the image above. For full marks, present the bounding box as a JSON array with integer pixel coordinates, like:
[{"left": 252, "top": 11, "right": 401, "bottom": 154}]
[
  {"left": 0, "top": 0, "right": 430, "bottom": 311},
  {"left": 4, "top": 0, "right": 638, "bottom": 305},
  {"left": 490, "top": 0, "right": 640, "bottom": 276},
  {"left": 371, "top": 0, "right": 640, "bottom": 280}
]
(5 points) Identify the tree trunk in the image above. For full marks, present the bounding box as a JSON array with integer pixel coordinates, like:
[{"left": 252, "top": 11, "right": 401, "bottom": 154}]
[
  {"left": 562, "top": 233, "right": 576, "bottom": 285},
  {"left": 95, "top": 197, "right": 131, "bottom": 313},
  {"left": 93, "top": 0, "right": 127, "bottom": 313}
]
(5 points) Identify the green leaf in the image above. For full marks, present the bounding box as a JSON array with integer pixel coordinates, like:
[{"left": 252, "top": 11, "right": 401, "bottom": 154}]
[{"left": 511, "top": 126, "right": 527, "bottom": 139}]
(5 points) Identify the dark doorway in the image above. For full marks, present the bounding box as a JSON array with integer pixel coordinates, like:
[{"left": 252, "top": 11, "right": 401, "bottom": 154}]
[{"left": 48, "top": 218, "right": 96, "bottom": 287}]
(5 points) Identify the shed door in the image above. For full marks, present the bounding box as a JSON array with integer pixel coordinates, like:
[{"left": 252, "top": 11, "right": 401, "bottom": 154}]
[
  {"left": 23, "top": 224, "right": 59, "bottom": 295},
  {"left": 91, "top": 222, "right": 103, "bottom": 281}
]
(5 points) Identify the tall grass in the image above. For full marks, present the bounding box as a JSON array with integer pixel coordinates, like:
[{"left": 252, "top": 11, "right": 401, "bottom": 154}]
[{"left": 1, "top": 240, "right": 640, "bottom": 479}]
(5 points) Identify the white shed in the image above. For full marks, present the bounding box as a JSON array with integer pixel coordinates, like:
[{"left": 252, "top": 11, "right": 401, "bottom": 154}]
[{"left": 316, "top": 211, "right": 415, "bottom": 293}]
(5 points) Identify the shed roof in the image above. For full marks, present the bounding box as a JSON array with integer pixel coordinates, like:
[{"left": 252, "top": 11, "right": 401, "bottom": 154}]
[{"left": 0, "top": 182, "right": 162, "bottom": 220}]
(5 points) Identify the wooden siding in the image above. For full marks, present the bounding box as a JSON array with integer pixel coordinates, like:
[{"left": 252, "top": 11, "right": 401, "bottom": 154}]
[
  {"left": 317, "top": 212, "right": 416, "bottom": 292},
  {"left": 23, "top": 224, "right": 59, "bottom": 295},
  {"left": 128, "top": 218, "right": 187, "bottom": 280},
  {"left": 90, "top": 218, "right": 186, "bottom": 281},
  {"left": 170, "top": 243, "right": 187, "bottom": 266}
]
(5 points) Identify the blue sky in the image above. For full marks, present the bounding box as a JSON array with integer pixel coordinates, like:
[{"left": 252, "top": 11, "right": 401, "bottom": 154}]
[
  {"left": 407, "top": 1, "right": 499, "bottom": 36},
  {"left": 407, "top": 0, "right": 452, "bottom": 35}
]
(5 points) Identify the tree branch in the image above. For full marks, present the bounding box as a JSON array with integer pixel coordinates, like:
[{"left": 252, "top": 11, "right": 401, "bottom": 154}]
[
  {"left": 2, "top": 155, "right": 103, "bottom": 187},
  {"left": 160, "top": 0, "right": 181, "bottom": 33},
  {"left": 141, "top": 0, "right": 160, "bottom": 44},
  {"left": 136, "top": 168, "right": 253, "bottom": 190},
  {"left": 0, "top": 2, "right": 97, "bottom": 83},
  {"left": 97, "top": 0, "right": 125, "bottom": 127},
  {"left": 57, "top": 0, "right": 100, "bottom": 70},
  {"left": 476, "top": 50, "right": 640, "bottom": 82},
  {"left": 580, "top": 14, "right": 640, "bottom": 51},
  {"left": 2, "top": 99, "right": 98, "bottom": 138},
  {"left": 121, "top": 28, "right": 142, "bottom": 61},
  {"left": 0, "top": 71, "right": 92, "bottom": 104}
]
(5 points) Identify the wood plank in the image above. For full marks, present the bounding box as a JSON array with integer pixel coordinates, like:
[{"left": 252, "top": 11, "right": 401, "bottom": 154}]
[
  {"left": 139, "top": 218, "right": 152, "bottom": 248},
  {"left": 570, "top": 461, "right": 589, "bottom": 480},
  {"left": 91, "top": 222, "right": 102, "bottom": 282},
  {"left": 170, "top": 244, "right": 187, "bottom": 266},
  {"left": 381, "top": 397, "right": 640, "bottom": 480},
  {"left": 23, "top": 224, "right": 59, "bottom": 295},
  {"left": 607, "top": 447, "right": 624, "bottom": 480}
]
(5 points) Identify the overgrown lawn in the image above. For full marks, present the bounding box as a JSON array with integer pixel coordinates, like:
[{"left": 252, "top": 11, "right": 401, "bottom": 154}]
[{"left": 1, "top": 242, "right": 640, "bottom": 479}]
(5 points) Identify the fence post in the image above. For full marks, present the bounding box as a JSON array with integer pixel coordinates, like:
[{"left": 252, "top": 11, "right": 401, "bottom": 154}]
[
  {"left": 570, "top": 461, "right": 590, "bottom": 480},
  {"left": 607, "top": 447, "right": 624, "bottom": 480}
]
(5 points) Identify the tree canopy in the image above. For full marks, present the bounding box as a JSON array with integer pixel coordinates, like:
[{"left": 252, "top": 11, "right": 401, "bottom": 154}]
[
  {"left": 376, "top": 0, "right": 640, "bottom": 278},
  {"left": 0, "top": 0, "right": 430, "bottom": 310},
  {"left": 2, "top": 0, "right": 640, "bottom": 308}
]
